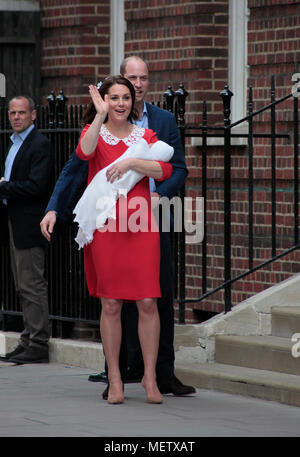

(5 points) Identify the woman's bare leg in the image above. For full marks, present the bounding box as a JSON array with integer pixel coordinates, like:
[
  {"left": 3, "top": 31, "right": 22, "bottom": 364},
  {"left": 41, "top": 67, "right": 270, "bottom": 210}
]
[
  {"left": 100, "top": 297, "right": 124, "bottom": 404},
  {"left": 136, "top": 298, "right": 163, "bottom": 403}
]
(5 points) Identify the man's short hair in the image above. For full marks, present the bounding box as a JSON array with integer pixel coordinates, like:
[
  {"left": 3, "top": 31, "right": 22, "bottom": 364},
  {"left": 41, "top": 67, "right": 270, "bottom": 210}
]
[
  {"left": 9, "top": 95, "right": 35, "bottom": 111},
  {"left": 120, "top": 56, "right": 149, "bottom": 76}
]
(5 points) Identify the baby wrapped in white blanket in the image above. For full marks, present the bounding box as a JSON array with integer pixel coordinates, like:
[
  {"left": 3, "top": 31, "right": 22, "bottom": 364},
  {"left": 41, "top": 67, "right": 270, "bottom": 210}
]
[{"left": 73, "top": 138, "right": 174, "bottom": 248}]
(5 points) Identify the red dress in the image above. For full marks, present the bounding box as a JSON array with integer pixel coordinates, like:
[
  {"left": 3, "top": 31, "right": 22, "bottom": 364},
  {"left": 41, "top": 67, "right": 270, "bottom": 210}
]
[{"left": 76, "top": 124, "right": 173, "bottom": 300}]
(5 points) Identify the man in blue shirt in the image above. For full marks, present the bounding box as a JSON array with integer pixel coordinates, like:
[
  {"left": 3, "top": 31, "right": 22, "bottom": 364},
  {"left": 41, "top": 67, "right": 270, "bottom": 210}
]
[{"left": 0, "top": 96, "right": 52, "bottom": 364}]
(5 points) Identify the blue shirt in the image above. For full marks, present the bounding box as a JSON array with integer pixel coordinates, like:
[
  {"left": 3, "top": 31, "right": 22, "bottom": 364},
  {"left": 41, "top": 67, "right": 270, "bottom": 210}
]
[
  {"left": 4, "top": 124, "right": 35, "bottom": 181},
  {"left": 134, "top": 103, "right": 156, "bottom": 192},
  {"left": 135, "top": 102, "right": 149, "bottom": 129},
  {"left": 3, "top": 124, "right": 35, "bottom": 204}
]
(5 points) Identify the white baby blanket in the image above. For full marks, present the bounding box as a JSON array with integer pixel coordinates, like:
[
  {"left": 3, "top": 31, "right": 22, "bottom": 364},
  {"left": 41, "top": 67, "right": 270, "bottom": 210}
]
[{"left": 73, "top": 138, "right": 174, "bottom": 248}]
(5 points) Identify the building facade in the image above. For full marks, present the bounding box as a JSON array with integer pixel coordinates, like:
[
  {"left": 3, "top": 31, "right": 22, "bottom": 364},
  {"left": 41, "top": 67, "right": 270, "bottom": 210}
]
[{"left": 1, "top": 0, "right": 300, "bottom": 323}]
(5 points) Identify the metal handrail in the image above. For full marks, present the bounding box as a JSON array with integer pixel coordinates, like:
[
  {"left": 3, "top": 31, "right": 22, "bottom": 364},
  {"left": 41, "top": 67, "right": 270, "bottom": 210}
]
[{"left": 176, "top": 77, "right": 299, "bottom": 319}]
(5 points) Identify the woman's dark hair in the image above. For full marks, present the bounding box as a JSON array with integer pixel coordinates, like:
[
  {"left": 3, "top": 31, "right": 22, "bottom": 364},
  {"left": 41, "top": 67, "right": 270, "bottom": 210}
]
[{"left": 82, "top": 75, "right": 138, "bottom": 125}]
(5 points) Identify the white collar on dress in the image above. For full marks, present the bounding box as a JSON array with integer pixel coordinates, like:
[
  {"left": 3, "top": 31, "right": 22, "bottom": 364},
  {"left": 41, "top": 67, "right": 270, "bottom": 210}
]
[{"left": 100, "top": 124, "right": 145, "bottom": 147}]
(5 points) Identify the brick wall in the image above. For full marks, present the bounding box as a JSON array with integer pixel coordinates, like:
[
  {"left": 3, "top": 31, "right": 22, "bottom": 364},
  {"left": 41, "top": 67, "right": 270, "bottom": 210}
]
[
  {"left": 246, "top": 0, "right": 300, "bottom": 288},
  {"left": 183, "top": 138, "right": 300, "bottom": 321},
  {"left": 248, "top": 0, "right": 300, "bottom": 105},
  {"left": 124, "top": 0, "right": 228, "bottom": 125},
  {"left": 35, "top": 0, "right": 300, "bottom": 324},
  {"left": 39, "top": 0, "right": 110, "bottom": 104}
]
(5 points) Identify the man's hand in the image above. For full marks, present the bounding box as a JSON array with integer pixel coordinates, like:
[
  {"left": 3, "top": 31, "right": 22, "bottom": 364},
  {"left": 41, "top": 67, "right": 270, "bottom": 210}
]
[
  {"left": 0, "top": 177, "right": 6, "bottom": 183},
  {"left": 40, "top": 210, "right": 57, "bottom": 242}
]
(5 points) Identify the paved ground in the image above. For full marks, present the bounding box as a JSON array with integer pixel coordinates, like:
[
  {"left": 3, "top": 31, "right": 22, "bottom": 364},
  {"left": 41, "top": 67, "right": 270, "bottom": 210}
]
[{"left": 1, "top": 361, "right": 300, "bottom": 443}]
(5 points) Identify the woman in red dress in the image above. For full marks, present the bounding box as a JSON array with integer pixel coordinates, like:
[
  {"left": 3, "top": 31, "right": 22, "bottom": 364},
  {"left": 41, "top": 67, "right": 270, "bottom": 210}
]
[{"left": 76, "top": 76, "right": 172, "bottom": 404}]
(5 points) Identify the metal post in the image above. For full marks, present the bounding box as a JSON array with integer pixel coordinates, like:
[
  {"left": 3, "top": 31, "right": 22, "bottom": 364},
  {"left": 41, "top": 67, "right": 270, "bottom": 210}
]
[
  {"left": 248, "top": 86, "right": 254, "bottom": 270},
  {"left": 202, "top": 100, "right": 207, "bottom": 295},
  {"left": 46, "top": 91, "right": 56, "bottom": 128},
  {"left": 175, "top": 83, "right": 188, "bottom": 128},
  {"left": 163, "top": 86, "right": 175, "bottom": 113},
  {"left": 293, "top": 64, "right": 299, "bottom": 245},
  {"left": 270, "top": 76, "right": 276, "bottom": 258},
  {"left": 175, "top": 83, "right": 188, "bottom": 324},
  {"left": 163, "top": 87, "right": 178, "bottom": 298},
  {"left": 220, "top": 85, "right": 233, "bottom": 313},
  {"left": 56, "top": 90, "right": 68, "bottom": 128}
]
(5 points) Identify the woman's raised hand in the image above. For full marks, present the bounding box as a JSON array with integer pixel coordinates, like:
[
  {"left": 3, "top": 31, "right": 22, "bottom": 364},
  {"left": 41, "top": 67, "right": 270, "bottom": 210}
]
[{"left": 89, "top": 85, "right": 109, "bottom": 118}]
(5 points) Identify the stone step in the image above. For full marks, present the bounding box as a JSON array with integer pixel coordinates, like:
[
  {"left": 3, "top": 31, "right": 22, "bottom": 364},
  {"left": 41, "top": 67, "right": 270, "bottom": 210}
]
[
  {"left": 175, "top": 361, "right": 300, "bottom": 408},
  {"left": 271, "top": 306, "right": 300, "bottom": 338},
  {"left": 0, "top": 331, "right": 105, "bottom": 371},
  {"left": 215, "top": 335, "right": 300, "bottom": 375}
]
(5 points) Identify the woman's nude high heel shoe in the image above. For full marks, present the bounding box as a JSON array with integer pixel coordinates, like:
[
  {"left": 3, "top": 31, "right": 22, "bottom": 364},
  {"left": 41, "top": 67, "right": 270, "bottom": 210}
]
[
  {"left": 142, "top": 378, "right": 163, "bottom": 404},
  {"left": 107, "top": 381, "right": 124, "bottom": 404}
]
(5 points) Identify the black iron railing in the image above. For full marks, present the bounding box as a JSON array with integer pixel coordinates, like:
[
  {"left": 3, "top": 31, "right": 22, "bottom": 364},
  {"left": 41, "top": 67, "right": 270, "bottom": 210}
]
[
  {"left": 1, "top": 75, "right": 299, "bottom": 329},
  {"left": 178, "top": 75, "right": 300, "bottom": 321},
  {"left": 0, "top": 86, "right": 188, "bottom": 334}
]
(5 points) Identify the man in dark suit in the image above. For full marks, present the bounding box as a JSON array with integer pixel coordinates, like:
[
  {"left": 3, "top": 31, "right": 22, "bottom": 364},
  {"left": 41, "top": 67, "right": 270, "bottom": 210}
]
[
  {"left": 40, "top": 56, "right": 195, "bottom": 397},
  {"left": 0, "top": 95, "right": 53, "bottom": 364},
  {"left": 117, "top": 57, "right": 195, "bottom": 397}
]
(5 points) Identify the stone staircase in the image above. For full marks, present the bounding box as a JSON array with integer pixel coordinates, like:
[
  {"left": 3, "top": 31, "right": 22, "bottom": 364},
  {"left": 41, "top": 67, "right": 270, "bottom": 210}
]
[{"left": 175, "top": 304, "right": 300, "bottom": 407}]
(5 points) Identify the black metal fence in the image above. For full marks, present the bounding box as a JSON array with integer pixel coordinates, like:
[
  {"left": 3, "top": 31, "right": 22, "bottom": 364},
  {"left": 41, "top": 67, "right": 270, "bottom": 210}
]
[
  {"left": 178, "top": 75, "right": 300, "bottom": 322},
  {"left": 0, "top": 86, "right": 187, "bottom": 335},
  {"left": 1, "top": 76, "right": 300, "bottom": 330}
]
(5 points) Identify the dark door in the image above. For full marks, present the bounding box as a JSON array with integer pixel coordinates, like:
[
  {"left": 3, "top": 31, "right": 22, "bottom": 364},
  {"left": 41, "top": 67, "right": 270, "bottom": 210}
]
[{"left": 0, "top": 10, "right": 41, "bottom": 102}]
